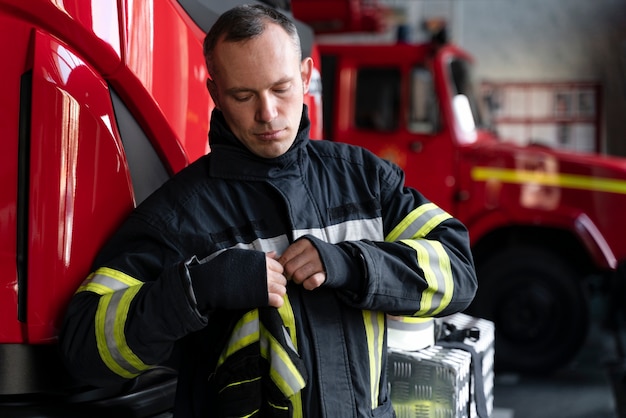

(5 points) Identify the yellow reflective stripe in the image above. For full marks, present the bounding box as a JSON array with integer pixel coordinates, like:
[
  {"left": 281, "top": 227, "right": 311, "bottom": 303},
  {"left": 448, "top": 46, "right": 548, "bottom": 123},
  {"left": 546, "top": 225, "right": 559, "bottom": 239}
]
[
  {"left": 278, "top": 296, "right": 303, "bottom": 418},
  {"left": 218, "top": 376, "right": 262, "bottom": 394},
  {"left": 385, "top": 203, "right": 452, "bottom": 242},
  {"left": 215, "top": 301, "right": 305, "bottom": 412},
  {"left": 472, "top": 166, "right": 626, "bottom": 195},
  {"left": 78, "top": 281, "right": 113, "bottom": 296},
  {"left": 259, "top": 325, "right": 306, "bottom": 397},
  {"left": 77, "top": 267, "right": 143, "bottom": 295},
  {"left": 401, "top": 239, "right": 454, "bottom": 316},
  {"left": 217, "top": 310, "right": 260, "bottom": 367},
  {"left": 362, "top": 310, "right": 384, "bottom": 407},
  {"left": 268, "top": 401, "right": 289, "bottom": 411},
  {"left": 114, "top": 285, "right": 152, "bottom": 373},
  {"left": 278, "top": 296, "right": 297, "bottom": 349},
  {"left": 95, "top": 294, "right": 133, "bottom": 378},
  {"left": 94, "top": 284, "right": 151, "bottom": 378}
]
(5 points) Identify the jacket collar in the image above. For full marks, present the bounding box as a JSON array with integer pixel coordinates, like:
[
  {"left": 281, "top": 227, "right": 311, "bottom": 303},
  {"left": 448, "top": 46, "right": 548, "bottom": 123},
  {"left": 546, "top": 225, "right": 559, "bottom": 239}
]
[{"left": 208, "top": 106, "right": 311, "bottom": 181}]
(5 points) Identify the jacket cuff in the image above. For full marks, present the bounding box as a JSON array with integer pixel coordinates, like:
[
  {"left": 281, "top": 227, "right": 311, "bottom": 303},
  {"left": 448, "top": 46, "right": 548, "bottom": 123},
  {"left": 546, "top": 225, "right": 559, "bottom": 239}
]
[
  {"left": 301, "top": 235, "right": 365, "bottom": 294},
  {"left": 187, "top": 249, "right": 268, "bottom": 313}
]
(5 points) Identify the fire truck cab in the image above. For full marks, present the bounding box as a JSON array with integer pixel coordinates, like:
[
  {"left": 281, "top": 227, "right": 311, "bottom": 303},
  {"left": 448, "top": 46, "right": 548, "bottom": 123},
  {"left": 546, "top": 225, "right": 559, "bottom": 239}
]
[{"left": 316, "top": 37, "right": 626, "bottom": 374}]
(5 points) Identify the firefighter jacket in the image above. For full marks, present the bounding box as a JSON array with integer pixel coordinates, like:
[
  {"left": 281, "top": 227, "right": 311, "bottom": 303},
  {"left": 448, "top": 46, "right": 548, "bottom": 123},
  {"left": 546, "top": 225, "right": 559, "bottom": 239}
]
[{"left": 60, "top": 106, "right": 478, "bottom": 417}]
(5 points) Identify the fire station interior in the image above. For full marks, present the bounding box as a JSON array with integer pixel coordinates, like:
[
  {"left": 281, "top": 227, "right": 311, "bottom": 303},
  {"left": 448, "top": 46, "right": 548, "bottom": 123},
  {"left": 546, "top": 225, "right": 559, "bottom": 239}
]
[
  {"left": 2, "top": 0, "right": 626, "bottom": 417},
  {"left": 324, "top": 2, "right": 626, "bottom": 418},
  {"left": 395, "top": 2, "right": 625, "bottom": 417},
  {"left": 202, "top": 1, "right": 626, "bottom": 417}
]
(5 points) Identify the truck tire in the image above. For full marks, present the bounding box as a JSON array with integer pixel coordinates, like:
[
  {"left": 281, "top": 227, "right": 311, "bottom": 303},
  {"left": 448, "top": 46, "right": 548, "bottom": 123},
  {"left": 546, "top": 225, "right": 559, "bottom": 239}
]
[{"left": 466, "top": 246, "right": 589, "bottom": 374}]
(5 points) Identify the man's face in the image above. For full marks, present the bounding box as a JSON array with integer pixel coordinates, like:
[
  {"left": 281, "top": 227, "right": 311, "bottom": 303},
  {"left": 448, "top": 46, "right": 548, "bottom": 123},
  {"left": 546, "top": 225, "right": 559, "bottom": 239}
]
[{"left": 208, "top": 23, "right": 313, "bottom": 159}]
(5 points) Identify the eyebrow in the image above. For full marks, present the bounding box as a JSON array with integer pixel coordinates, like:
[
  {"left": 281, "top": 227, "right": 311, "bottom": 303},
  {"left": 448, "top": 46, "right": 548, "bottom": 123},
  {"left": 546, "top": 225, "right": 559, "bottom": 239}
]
[{"left": 225, "top": 76, "right": 293, "bottom": 95}]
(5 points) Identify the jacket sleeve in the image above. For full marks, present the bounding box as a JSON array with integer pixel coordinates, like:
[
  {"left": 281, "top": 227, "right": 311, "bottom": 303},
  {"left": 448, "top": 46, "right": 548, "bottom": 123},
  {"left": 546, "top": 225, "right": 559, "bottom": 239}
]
[
  {"left": 59, "top": 212, "right": 267, "bottom": 387},
  {"left": 319, "top": 160, "right": 478, "bottom": 318}
]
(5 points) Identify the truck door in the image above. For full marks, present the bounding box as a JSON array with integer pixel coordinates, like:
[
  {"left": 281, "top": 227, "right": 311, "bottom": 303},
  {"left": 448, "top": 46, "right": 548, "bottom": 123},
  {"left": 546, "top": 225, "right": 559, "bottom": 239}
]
[{"left": 351, "top": 65, "right": 458, "bottom": 213}]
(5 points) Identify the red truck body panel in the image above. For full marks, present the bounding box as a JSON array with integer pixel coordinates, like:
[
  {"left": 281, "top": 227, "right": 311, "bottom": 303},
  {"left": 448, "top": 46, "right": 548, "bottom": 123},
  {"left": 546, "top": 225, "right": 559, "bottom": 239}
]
[
  {"left": 461, "top": 140, "right": 626, "bottom": 268},
  {"left": 0, "top": 0, "right": 211, "bottom": 346},
  {"left": 24, "top": 30, "right": 136, "bottom": 343}
]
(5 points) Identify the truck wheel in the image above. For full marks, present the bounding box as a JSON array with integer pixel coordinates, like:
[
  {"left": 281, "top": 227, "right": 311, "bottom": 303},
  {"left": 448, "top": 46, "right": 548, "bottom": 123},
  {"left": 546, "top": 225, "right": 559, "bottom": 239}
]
[{"left": 466, "top": 246, "right": 589, "bottom": 374}]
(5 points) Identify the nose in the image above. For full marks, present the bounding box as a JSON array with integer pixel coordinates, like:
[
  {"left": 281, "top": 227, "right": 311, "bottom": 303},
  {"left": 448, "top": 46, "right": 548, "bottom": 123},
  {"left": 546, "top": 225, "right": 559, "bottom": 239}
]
[{"left": 256, "top": 93, "right": 278, "bottom": 123}]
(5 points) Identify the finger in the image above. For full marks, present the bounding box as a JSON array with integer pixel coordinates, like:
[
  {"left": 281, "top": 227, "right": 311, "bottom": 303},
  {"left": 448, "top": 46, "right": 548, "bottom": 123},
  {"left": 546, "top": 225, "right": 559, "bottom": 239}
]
[
  {"left": 278, "top": 239, "right": 309, "bottom": 266},
  {"left": 268, "top": 293, "right": 284, "bottom": 309},
  {"left": 266, "top": 255, "right": 284, "bottom": 274},
  {"left": 267, "top": 269, "right": 287, "bottom": 287},
  {"left": 268, "top": 278, "right": 287, "bottom": 296},
  {"left": 280, "top": 241, "right": 318, "bottom": 277},
  {"left": 289, "top": 261, "right": 320, "bottom": 285},
  {"left": 268, "top": 268, "right": 286, "bottom": 308},
  {"left": 302, "top": 272, "right": 327, "bottom": 291}
]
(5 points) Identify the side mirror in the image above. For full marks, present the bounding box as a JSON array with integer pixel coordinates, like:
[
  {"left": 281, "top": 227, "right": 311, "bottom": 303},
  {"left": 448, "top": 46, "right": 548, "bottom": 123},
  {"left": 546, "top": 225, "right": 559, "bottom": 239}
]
[{"left": 452, "top": 94, "right": 476, "bottom": 142}]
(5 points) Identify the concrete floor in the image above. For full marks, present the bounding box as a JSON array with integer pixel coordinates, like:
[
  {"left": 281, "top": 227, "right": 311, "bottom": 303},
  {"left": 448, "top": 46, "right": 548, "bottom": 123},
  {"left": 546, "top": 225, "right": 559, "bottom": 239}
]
[{"left": 492, "top": 318, "right": 621, "bottom": 418}]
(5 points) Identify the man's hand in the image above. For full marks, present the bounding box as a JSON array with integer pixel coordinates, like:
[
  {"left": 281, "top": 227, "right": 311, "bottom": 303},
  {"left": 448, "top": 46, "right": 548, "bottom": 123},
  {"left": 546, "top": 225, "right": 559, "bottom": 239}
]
[
  {"left": 266, "top": 251, "right": 287, "bottom": 308},
  {"left": 279, "top": 239, "right": 326, "bottom": 291}
]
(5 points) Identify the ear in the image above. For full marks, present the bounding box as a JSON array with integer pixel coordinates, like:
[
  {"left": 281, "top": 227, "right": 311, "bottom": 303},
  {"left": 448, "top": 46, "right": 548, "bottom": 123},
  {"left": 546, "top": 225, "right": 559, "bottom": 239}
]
[
  {"left": 300, "top": 57, "right": 314, "bottom": 95},
  {"left": 206, "top": 78, "right": 221, "bottom": 109}
]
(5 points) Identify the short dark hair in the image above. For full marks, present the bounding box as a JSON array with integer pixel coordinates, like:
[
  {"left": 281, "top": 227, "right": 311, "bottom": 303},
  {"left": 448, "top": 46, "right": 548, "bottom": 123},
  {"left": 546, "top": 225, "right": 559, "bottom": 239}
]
[{"left": 203, "top": 4, "right": 301, "bottom": 77}]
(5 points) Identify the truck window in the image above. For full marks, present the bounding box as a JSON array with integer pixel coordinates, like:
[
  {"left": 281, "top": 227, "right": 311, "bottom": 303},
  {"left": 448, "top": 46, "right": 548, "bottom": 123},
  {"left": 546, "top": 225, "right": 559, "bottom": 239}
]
[
  {"left": 355, "top": 67, "right": 400, "bottom": 132},
  {"left": 409, "top": 67, "right": 438, "bottom": 133},
  {"left": 448, "top": 59, "right": 482, "bottom": 129},
  {"left": 110, "top": 88, "right": 170, "bottom": 205}
]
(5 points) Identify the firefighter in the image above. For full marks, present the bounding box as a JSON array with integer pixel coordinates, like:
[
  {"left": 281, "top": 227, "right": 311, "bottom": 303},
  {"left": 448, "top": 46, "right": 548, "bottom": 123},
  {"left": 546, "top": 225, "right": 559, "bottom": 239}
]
[{"left": 60, "top": 4, "right": 477, "bottom": 417}]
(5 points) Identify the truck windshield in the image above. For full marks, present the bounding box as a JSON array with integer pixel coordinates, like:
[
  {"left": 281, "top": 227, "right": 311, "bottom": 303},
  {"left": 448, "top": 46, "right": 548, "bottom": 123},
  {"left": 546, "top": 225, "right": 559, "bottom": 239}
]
[
  {"left": 354, "top": 66, "right": 437, "bottom": 134},
  {"left": 354, "top": 67, "right": 401, "bottom": 132}
]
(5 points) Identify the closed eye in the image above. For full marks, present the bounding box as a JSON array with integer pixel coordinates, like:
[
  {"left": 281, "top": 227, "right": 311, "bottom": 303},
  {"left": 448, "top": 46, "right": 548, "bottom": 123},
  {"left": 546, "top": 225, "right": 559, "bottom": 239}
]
[
  {"left": 273, "top": 82, "right": 292, "bottom": 94},
  {"left": 233, "top": 94, "right": 252, "bottom": 102}
]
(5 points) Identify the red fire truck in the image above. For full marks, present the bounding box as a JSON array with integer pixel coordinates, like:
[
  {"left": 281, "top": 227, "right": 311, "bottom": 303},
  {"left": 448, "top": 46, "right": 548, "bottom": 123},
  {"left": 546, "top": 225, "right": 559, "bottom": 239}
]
[
  {"left": 301, "top": 14, "right": 626, "bottom": 374},
  {"left": 0, "top": 0, "right": 320, "bottom": 415}
]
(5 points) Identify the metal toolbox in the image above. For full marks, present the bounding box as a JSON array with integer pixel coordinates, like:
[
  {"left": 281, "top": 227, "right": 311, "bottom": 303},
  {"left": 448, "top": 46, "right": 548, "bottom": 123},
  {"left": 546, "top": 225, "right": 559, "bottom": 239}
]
[{"left": 387, "top": 313, "right": 495, "bottom": 418}]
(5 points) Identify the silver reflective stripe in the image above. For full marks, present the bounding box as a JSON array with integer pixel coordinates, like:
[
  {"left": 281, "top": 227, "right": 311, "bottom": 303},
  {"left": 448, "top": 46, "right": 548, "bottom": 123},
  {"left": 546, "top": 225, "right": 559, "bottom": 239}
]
[
  {"left": 369, "top": 311, "right": 382, "bottom": 400},
  {"left": 83, "top": 274, "right": 130, "bottom": 292},
  {"left": 402, "top": 239, "right": 454, "bottom": 316},
  {"left": 217, "top": 310, "right": 306, "bottom": 397},
  {"left": 421, "top": 240, "right": 444, "bottom": 314},
  {"left": 363, "top": 310, "right": 384, "bottom": 407},
  {"left": 197, "top": 218, "right": 382, "bottom": 264},
  {"left": 232, "top": 312, "right": 260, "bottom": 345},
  {"left": 231, "top": 235, "right": 291, "bottom": 254},
  {"left": 387, "top": 203, "right": 452, "bottom": 242},
  {"left": 198, "top": 235, "right": 291, "bottom": 264},
  {"left": 77, "top": 267, "right": 142, "bottom": 295},
  {"left": 294, "top": 217, "right": 383, "bottom": 243},
  {"left": 259, "top": 328, "right": 305, "bottom": 397},
  {"left": 218, "top": 310, "right": 260, "bottom": 367},
  {"left": 103, "top": 290, "right": 143, "bottom": 376}
]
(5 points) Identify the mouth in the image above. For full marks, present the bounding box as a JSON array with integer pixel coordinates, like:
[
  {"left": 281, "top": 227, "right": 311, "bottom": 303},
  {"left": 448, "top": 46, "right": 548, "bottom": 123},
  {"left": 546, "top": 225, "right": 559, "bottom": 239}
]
[{"left": 255, "top": 129, "right": 284, "bottom": 141}]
